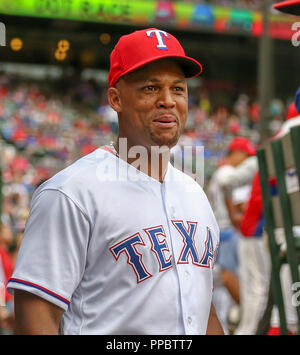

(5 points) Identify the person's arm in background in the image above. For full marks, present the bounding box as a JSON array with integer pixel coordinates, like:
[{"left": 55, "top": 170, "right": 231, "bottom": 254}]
[
  {"left": 206, "top": 302, "right": 224, "bottom": 335},
  {"left": 220, "top": 268, "right": 240, "bottom": 305},
  {"left": 13, "top": 289, "right": 64, "bottom": 335},
  {"left": 225, "top": 196, "right": 243, "bottom": 230}
]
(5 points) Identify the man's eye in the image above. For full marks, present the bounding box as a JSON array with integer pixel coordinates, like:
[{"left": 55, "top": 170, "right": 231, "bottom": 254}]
[
  {"left": 174, "top": 86, "right": 184, "bottom": 92},
  {"left": 144, "top": 86, "right": 156, "bottom": 92}
]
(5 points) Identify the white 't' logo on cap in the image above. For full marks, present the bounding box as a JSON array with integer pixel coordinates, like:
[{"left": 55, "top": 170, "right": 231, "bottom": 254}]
[{"left": 146, "top": 30, "right": 169, "bottom": 50}]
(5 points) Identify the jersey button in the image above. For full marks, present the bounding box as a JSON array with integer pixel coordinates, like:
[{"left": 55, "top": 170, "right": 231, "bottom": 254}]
[
  {"left": 187, "top": 316, "right": 192, "bottom": 325},
  {"left": 184, "top": 270, "right": 190, "bottom": 278},
  {"left": 170, "top": 206, "right": 176, "bottom": 218}
]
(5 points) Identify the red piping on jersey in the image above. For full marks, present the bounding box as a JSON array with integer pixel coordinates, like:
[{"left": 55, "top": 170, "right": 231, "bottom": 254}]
[{"left": 8, "top": 278, "right": 70, "bottom": 305}]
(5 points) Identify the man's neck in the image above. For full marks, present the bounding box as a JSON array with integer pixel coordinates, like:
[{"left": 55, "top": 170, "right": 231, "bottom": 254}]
[{"left": 113, "top": 137, "right": 170, "bottom": 183}]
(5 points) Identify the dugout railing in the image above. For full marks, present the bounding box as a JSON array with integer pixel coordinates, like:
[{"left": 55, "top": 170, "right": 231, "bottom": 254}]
[{"left": 256, "top": 125, "right": 300, "bottom": 335}]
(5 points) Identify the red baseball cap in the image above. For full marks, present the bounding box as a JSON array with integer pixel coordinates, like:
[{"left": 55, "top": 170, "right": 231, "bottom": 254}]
[
  {"left": 273, "top": 0, "right": 300, "bottom": 15},
  {"left": 228, "top": 137, "right": 256, "bottom": 156},
  {"left": 108, "top": 28, "right": 203, "bottom": 87},
  {"left": 286, "top": 101, "right": 300, "bottom": 120}
]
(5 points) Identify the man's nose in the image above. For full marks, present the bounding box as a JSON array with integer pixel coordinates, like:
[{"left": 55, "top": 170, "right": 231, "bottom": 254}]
[{"left": 156, "top": 88, "right": 176, "bottom": 108}]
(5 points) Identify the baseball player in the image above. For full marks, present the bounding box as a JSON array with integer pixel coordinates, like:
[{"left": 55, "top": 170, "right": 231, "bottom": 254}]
[
  {"left": 208, "top": 137, "right": 256, "bottom": 333},
  {"left": 7, "top": 28, "right": 223, "bottom": 335}
]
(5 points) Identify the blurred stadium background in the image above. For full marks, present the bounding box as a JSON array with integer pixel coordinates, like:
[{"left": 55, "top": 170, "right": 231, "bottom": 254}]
[{"left": 0, "top": 0, "right": 299, "bottom": 334}]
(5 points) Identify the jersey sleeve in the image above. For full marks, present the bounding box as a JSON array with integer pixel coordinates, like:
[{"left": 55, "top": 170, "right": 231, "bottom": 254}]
[{"left": 7, "top": 189, "right": 91, "bottom": 311}]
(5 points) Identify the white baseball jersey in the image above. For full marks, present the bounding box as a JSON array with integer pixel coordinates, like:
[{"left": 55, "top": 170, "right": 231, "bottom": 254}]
[
  {"left": 207, "top": 165, "right": 235, "bottom": 230},
  {"left": 7, "top": 146, "right": 219, "bottom": 335}
]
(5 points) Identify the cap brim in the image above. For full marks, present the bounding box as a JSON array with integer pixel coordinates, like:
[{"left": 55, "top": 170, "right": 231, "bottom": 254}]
[
  {"left": 113, "top": 55, "right": 202, "bottom": 86},
  {"left": 273, "top": 0, "right": 300, "bottom": 15},
  {"left": 174, "top": 56, "right": 203, "bottom": 78}
]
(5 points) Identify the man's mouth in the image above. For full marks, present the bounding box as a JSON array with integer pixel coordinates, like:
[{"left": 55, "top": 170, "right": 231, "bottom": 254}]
[{"left": 152, "top": 115, "right": 177, "bottom": 128}]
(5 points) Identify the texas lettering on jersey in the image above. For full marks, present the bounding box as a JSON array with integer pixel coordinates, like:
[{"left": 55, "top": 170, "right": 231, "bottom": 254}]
[{"left": 109, "top": 221, "right": 217, "bottom": 284}]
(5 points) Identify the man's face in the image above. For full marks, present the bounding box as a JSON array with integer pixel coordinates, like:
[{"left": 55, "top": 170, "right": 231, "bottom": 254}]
[
  {"left": 231, "top": 150, "right": 249, "bottom": 167},
  {"left": 108, "top": 59, "right": 188, "bottom": 149}
]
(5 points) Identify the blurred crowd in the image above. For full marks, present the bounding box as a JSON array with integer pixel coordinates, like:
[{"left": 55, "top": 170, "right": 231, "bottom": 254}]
[
  {"left": 170, "top": 0, "right": 264, "bottom": 11},
  {"left": 202, "top": 0, "right": 263, "bottom": 10},
  {"left": 0, "top": 70, "right": 294, "bottom": 334}
]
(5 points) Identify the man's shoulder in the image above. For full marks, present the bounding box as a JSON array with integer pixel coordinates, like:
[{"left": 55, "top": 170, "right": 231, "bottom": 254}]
[
  {"left": 217, "top": 164, "right": 235, "bottom": 174},
  {"left": 210, "top": 164, "right": 234, "bottom": 183},
  {"left": 35, "top": 147, "right": 114, "bottom": 196}
]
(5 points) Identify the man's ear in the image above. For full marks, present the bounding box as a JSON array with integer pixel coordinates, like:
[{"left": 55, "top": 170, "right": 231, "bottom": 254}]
[{"left": 107, "top": 87, "right": 122, "bottom": 113}]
